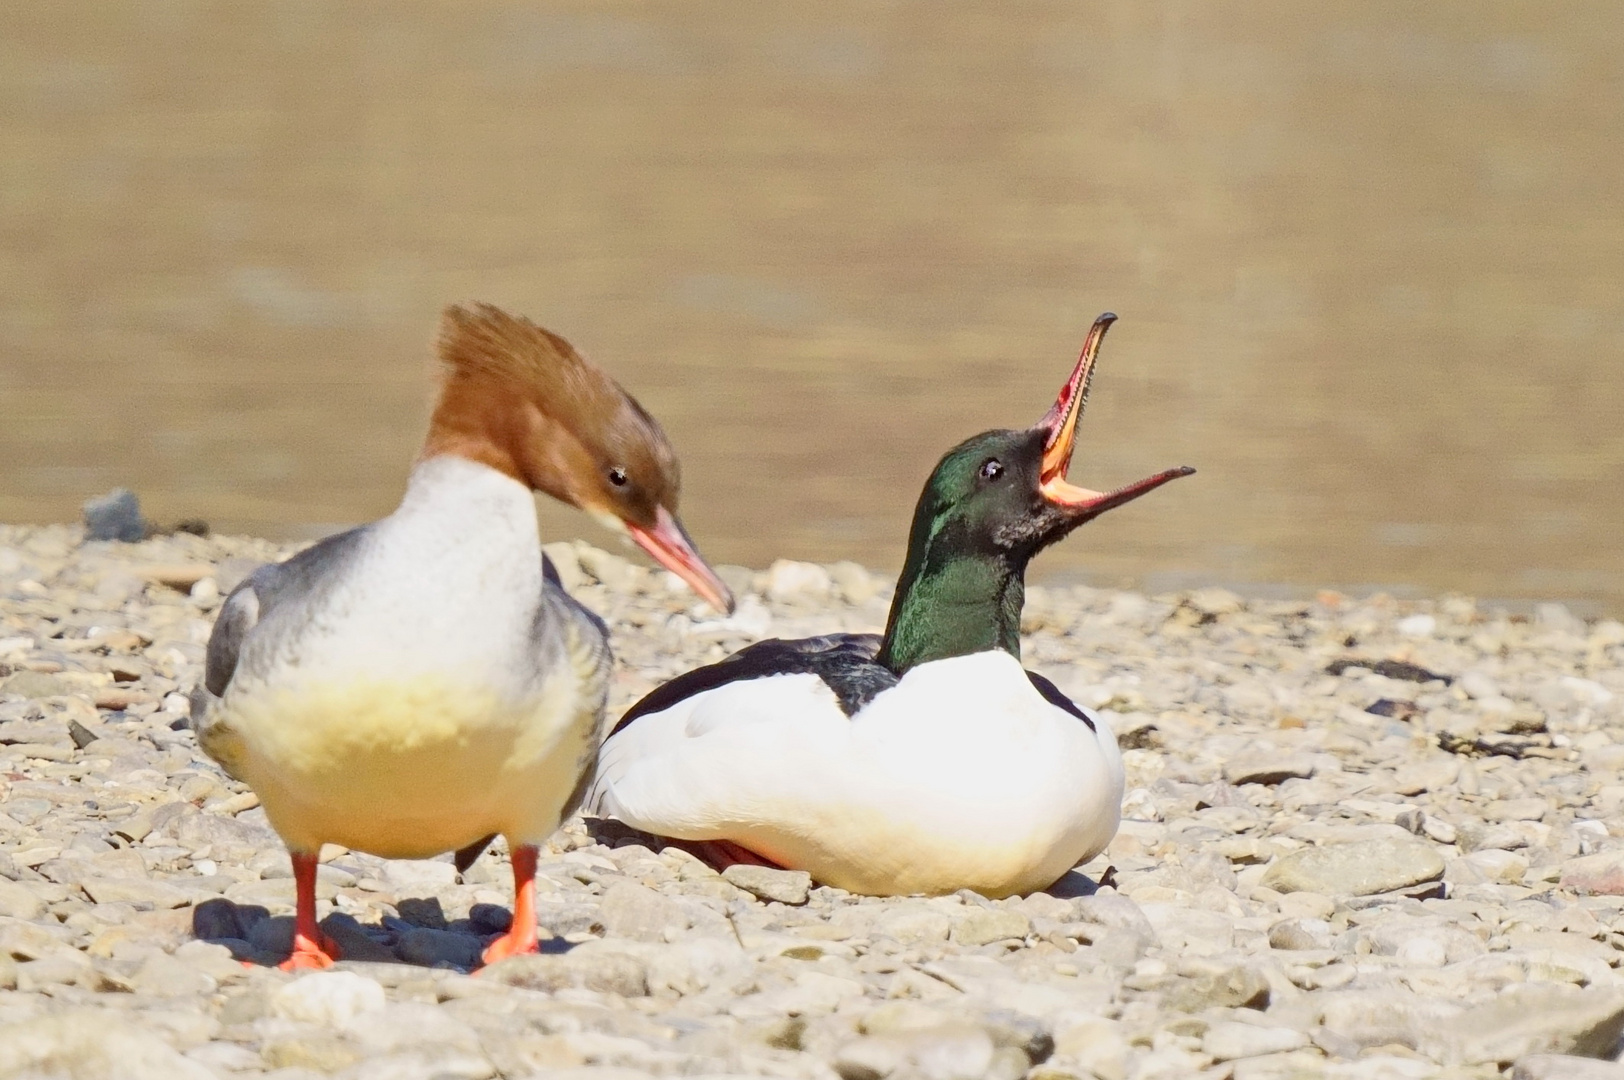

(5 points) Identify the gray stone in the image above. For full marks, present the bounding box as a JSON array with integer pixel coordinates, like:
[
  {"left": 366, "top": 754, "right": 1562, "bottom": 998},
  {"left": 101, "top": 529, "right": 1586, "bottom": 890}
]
[
  {"left": 1072, "top": 892, "right": 1157, "bottom": 939},
  {"left": 765, "top": 559, "right": 833, "bottom": 603},
  {"left": 395, "top": 895, "right": 448, "bottom": 929},
  {"left": 131, "top": 950, "right": 217, "bottom": 996},
  {"left": 382, "top": 858, "right": 459, "bottom": 895},
  {"left": 1224, "top": 754, "right": 1316, "bottom": 786},
  {"left": 0, "top": 1013, "right": 215, "bottom": 1080},
  {"left": 1202, "top": 1021, "right": 1310, "bottom": 1061},
  {"left": 318, "top": 913, "right": 397, "bottom": 963},
  {"left": 1268, "top": 917, "right": 1333, "bottom": 951},
  {"left": 836, "top": 1027, "right": 997, "bottom": 1080},
  {"left": 480, "top": 944, "right": 649, "bottom": 996},
  {"left": 1513, "top": 1055, "right": 1624, "bottom": 1080},
  {"left": 394, "top": 927, "right": 483, "bottom": 969},
  {"left": 1260, "top": 838, "right": 1444, "bottom": 897},
  {"left": 951, "top": 908, "right": 1032, "bottom": 946},
  {"left": 0, "top": 670, "right": 69, "bottom": 699},
  {"left": 596, "top": 879, "right": 689, "bottom": 941},
  {"left": 0, "top": 879, "right": 45, "bottom": 921},
  {"left": 83, "top": 488, "right": 149, "bottom": 542},
  {"left": 191, "top": 897, "right": 245, "bottom": 940},
  {"left": 722, "top": 864, "right": 812, "bottom": 904},
  {"left": 1163, "top": 964, "right": 1270, "bottom": 1012},
  {"left": 1421, "top": 985, "right": 1624, "bottom": 1066},
  {"left": 82, "top": 876, "right": 195, "bottom": 909}
]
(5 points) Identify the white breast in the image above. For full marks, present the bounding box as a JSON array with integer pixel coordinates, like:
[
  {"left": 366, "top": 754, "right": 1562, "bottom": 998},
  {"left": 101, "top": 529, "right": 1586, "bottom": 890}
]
[
  {"left": 593, "top": 650, "right": 1123, "bottom": 897},
  {"left": 211, "top": 456, "right": 601, "bottom": 857},
  {"left": 273, "top": 456, "right": 546, "bottom": 693}
]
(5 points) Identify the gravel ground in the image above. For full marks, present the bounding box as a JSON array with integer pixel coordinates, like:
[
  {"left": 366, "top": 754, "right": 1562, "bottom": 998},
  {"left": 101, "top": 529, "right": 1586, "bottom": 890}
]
[{"left": 2, "top": 522, "right": 1624, "bottom": 1080}]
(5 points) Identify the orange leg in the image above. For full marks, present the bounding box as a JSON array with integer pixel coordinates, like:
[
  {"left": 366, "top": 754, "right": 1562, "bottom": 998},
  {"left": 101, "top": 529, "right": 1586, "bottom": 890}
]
[
  {"left": 279, "top": 851, "right": 339, "bottom": 971},
  {"left": 698, "top": 838, "right": 786, "bottom": 871},
  {"left": 480, "top": 843, "right": 539, "bottom": 966}
]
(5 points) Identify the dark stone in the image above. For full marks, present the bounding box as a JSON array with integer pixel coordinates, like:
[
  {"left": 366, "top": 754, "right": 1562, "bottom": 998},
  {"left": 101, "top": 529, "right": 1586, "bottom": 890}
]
[
  {"left": 394, "top": 927, "right": 483, "bottom": 969},
  {"left": 192, "top": 897, "right": 245, "bottom": 940},
  {"left": 469, "top": 903, "right": 513, "bottom": 936},
  {"left": 396, "top": 896, "right": 447, "bottom": 930},
  {"left": 67, "top": 720, "right": 98, "bottom": 750},
  {"left": 82, "top": 488, "right": 148, "bottom": 543},
  {"left": 1367, "top": 698, "right": 1420, "bottom": 720},
  {"left": 1326, "top": 657, "right": 1452, "bottom": 685}
]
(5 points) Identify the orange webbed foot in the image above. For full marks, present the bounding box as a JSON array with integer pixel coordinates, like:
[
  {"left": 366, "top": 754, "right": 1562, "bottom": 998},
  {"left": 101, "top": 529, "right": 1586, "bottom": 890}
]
[
  {"left": 279, "top": 929, "right": 340, "bottom": 971},
  {"left": 479, "top": 926, "right": 539, "bottom": 967}
]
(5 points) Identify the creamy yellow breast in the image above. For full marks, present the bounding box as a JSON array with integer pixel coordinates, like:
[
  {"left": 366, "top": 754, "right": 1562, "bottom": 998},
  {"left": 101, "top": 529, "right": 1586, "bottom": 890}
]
[{"left": 208, "top": 673, "right": 591, "bottom": 858}]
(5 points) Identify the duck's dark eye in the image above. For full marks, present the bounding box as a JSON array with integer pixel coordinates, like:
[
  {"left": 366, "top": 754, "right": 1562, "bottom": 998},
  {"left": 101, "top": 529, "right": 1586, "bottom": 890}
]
[
  {"left": 607, "top": 466, "right": 629, "bottom": 487},
  {"left": 979, "top": 459, "right": 1004, "bottom": 482}
]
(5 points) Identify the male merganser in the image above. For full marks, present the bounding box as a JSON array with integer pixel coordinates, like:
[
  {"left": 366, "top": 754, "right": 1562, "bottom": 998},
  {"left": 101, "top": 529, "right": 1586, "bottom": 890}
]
[
  {"left": 587, "top": 314, "right": 1191, "bottom": 898},
  {"left": 191, "top": 303, "right": 733, "bottom": 970}
]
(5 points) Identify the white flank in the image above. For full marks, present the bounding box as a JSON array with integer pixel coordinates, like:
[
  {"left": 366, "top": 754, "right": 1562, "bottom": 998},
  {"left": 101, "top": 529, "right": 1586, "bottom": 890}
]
[{"left": 593, "top": 649, "right": 1123, "bottom": 897}]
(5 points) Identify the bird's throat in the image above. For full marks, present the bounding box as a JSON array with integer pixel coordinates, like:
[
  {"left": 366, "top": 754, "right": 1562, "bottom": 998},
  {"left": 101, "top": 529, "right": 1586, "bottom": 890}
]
[{"left": 877, "top": 554, "right": 1025, "bottom": 675}]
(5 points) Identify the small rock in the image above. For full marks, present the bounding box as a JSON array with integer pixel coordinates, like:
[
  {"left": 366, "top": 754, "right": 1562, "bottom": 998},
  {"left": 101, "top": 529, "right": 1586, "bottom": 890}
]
[
  {"left": 829, "top": 561, "right": 880, "bottom": 605},
  {"left": 1534, "top": 602, "right": 1586, "bottom": 637},
  {"left": 273, "top": 970, "right": 387, "bottom": 1025},
  {"left": 836, "top": 1027, "right": 997, "bottom": 1080},
  {"left": 468, "top": 903, "right": 512, "bottom": 936},
  {"left": 1422, "top": 985, "right": 1624, "bottom": 1066},
  {"left": 132, "top": 950, "right": 217, "bottom": 996},
  {"left": 1202, "top": 1021, "right": 1310, "bottom": 1062},
  {"left": 394, "top": 927, "right": 483, "bottom": 968},
  {"left": 1485, "top": 798, "right": 1549, "bottom": 822},
  {"left": 0, "top": 879, "right": 46, "bottom": 921},
  {"left": 1398, "top": 613, "right": 1437, "bottom": 637},
  {"left": 1268, "top": 918, "right": 1333, "bottom": 951},
  {"left": 83, "top": 488, "right": 148, "bottom": 542},
  {"left": 722, "top": 864, "right": 812, "bottom": 905},
  {"left": 1072, "top": 892, "right": 1157, "bottom": 939},
  {"left": 1560, "top": 851, "right": 1624, "bottom": 896},
  {"left": 1163, "top": 963, "right": 1270, "bottom": 1012},
  {"left": 0, "top": 670, "right": 69, "bottom": 699},
  {"left": 1225, "top": 754, "right": 1316, "bottom": 786},
  {"left": 480, "top": 945, "right": 649, "bottom": 996},
  {"left": 952, "top": 908, "right": 1032, "bottom": 947},
  {"left": 1188, "top": 587, "right": 1244, "bottom": 617},
  {"left": 596, "top": 879, "right": 689, "bottom": 941},
  {"left": 1260, "top": 837, "right": 1444, "bottom": 897},
  {"left": 1449, "top": 849, "right": 1529, "bottom": 886},
  {"left": 765, "top": 559, "right": 833, "bottom": 603},
  {"left": 0, "top": 1013, "right": 214, "bottom": 1080},
  {"left": 576, "top": 546, "right": 635, "bottom": 591},
  {"left": 395, "top": 896, "right": 448, "bottom": 929},
  {"left": 81, "top": 876, "right": 195, "bottom": 908},
  {"left": 382, "top": 859, "right": 459, "bottom": 894},
  {"left": 1513, "top": 1055, "right": 1624, "bottom": 1080}
]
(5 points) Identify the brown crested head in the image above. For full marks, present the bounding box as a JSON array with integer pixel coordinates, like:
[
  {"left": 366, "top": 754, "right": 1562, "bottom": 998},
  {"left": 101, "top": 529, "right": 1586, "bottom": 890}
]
[{"left": 424, "top": 303, "right": 733, "bottom": 612}]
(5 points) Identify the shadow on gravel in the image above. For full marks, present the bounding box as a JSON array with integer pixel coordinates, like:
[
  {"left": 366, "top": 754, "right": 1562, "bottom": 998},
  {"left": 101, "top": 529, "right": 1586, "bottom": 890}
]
[{"left": 191, "top": 895, "right": 568, "bottom": 972}]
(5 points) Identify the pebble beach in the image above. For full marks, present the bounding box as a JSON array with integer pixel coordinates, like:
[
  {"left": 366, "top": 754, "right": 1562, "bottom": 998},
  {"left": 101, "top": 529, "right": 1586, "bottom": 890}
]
[{"left": 2, "top": 522, "right": 1624, "bottom": 1080}]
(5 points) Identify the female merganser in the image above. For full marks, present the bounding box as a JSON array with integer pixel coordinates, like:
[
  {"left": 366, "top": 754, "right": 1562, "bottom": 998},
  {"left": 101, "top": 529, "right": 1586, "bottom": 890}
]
[
  {"left": 191, "top": 303, "right": 732, "bottom": 970},
  {"left": 587, "top": 314, "right": 1191, "bottom": 898}
]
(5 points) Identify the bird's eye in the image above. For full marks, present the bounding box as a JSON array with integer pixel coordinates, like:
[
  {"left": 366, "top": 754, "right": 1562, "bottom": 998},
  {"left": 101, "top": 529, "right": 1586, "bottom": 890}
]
[
  {"left": 607, "top": 466, "right": 629, "bottom": 487},
  {"left": 979, "top": 459, "right": 1004, "bottom": 481}
]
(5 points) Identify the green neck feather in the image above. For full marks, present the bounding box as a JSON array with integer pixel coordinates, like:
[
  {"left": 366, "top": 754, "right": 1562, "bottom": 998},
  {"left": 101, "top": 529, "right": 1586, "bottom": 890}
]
[{"left": 876, "top": 552, "right": 1024, "bottom": 674}]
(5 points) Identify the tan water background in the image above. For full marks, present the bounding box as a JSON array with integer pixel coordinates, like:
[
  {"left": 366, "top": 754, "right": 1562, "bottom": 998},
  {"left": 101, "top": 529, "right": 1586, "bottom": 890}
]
[{"left": 3, "top": 3, "right": 1622, "bottom": 609}]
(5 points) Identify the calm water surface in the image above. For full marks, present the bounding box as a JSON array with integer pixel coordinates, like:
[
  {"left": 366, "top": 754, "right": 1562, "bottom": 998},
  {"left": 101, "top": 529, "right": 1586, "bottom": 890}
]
[{"left": 2, "top": 3, "right": 1621, "bottom": 609}]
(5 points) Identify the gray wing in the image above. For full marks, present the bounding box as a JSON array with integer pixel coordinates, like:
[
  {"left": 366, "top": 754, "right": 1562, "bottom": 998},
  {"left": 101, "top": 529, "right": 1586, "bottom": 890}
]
[{"left": 190, "top": 527, "right": 370, "bottom": 726}]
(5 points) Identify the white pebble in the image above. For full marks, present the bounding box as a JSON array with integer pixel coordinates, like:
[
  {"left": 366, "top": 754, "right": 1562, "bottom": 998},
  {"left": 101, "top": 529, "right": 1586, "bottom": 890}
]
[{"left": 272, "top": 971, "right": 386, "bottom": 1026}]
